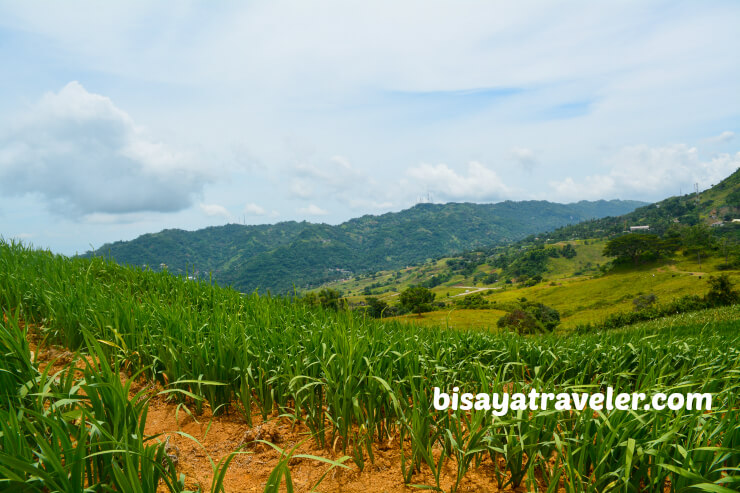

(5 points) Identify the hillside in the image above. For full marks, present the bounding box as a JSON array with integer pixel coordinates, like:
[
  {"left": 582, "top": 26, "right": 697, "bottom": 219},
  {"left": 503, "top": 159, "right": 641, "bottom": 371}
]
[
  {"left": 545, "top": 167, "right": 740, "bottom": 242},
  {"left": 83, "top": 199, "right": 645, "bottom": 293},
  {"left": 316, "top": 167, "right": 740, "bottom": 329}
]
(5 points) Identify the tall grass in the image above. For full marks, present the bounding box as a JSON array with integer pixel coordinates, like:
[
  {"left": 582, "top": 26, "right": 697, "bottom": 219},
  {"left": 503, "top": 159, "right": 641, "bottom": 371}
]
[
  {"left": 1, "top": 239, "right": 738, "bottom": 491},
  {"left": 0, "top": 311, "right": 184, "bottom": 491}
]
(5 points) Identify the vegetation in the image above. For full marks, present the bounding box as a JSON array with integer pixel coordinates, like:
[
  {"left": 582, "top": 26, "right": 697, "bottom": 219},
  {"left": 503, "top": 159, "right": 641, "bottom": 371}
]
[
  {"left": 399, "top": 286, "right": 436, "bottom": 315},
  {"left": 2, "top": 239, "right": 738, "bottom": 491},
  {"left": 576, "top": 274, "right": 739, "bottom": 332},
  {"left": 546, "top": 167, "right": 740, "bottom": 242},
  {"left": 364, "top": 296, "right": 390, "bottom": 318},
  {"left": 82, "top": 200, "right": 645, "bottom": 293},
  {"left": 602, "top": 233, "right": 675, "bottom": 265},
  {"left": 496, "top": 302, "right": 560, "bottom": 334},
  {"left": 0, "top": 316, "right": 185, "bottom": 492}
]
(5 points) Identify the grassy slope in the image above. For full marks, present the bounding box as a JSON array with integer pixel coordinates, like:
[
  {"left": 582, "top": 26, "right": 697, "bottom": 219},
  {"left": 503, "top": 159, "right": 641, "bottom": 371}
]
[
  {"left": 323, "top": 239, "right": 739, "bottom": 329},
  {"left": 323, "top": 168, "right": 740, "bottom": 329}
]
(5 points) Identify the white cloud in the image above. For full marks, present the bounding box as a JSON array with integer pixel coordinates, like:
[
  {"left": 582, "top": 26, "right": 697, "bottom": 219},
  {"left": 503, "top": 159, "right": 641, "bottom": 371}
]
[
  {"left": 298, "top": 204, "right": 328, "bottom": 216},
  {"left": 1, "top": 3, "right": 739, "bottom": 255},
  {"left": 706, "top": 130, "right": 735, "bottom": 144},
  {"left": 550, "top": 144, "right": 740, "bottom": 200},
  {"left": 405, "top": 161, "right": 512, "bottom": 201},
  {"left": 199, "top": 203, "right": 230, "bottom": 218},
  {"left": 0, "top": 82, "right": 207, "bottom": 217},
  {"left": 244, "top": 203, "right": 266, "bottom": 215}
]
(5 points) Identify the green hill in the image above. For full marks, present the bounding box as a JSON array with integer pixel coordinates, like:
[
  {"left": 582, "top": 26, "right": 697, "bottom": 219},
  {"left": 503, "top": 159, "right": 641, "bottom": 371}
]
[
  {"left": 83, "top": 199, "right": 645, "bottom": 293},
  {"left": 318, "top": 167, "right": 740, "bottom": 329},
  {"left": 545, "top": 167, "right": 740, "bottom": 241}
]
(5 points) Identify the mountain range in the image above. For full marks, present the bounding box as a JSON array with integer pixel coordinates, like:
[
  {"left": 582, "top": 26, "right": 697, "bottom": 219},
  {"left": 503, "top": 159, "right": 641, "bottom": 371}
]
[{"left": 84, "top": 199, "right": 647, "bottom": 293}]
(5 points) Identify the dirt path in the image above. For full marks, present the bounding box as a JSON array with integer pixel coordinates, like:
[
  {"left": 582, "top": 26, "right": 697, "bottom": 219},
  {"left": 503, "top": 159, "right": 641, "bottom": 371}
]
[{"left": 450, "top": 286, "right": 500, "bottom": 298}]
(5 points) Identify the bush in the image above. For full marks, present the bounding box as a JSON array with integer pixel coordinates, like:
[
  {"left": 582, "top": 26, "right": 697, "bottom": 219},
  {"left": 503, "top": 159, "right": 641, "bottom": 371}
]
[
  {"left": 497, "top": 309, "right": 543, "bottom": 335},
  {"left": 454, "top": 293, "right": 490, "bottom": 309},
  {"left": 706, "top": 274, "right": 739, "bottom": 306},
  {"left": 527, "top": 303, "right": 560, "bottom": 331},
  {"left": 561, "top": 243, "right": 577, "bottom": 259},
  {"left": 594, "top": 276, "right": 738, "bottom": 331},
  {"left": 633, "top": 293, "right": 657, "bottom": 311},
  {"left": 365, "top": 296, "right": 388, "bottom": 318}
]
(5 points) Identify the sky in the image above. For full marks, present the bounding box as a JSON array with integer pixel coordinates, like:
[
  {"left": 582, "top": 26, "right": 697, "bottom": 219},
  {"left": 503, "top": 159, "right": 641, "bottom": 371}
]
[{"left": 0, "top": 1, "right": 739, "bottom": 255}]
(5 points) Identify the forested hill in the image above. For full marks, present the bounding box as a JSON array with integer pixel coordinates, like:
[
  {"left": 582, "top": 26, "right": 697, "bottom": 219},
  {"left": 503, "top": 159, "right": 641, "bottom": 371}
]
[
  {"left": 545, "top": 167, "right": 740, "bottom": 242},
  {"left": 83, "top": 199, "right": 645, "bottom": 293}
]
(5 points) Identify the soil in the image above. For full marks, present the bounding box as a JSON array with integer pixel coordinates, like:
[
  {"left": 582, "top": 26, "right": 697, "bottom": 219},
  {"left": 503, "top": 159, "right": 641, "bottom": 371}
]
[{"left": 26, "top": 327, "right": 549, "bottom": 493}]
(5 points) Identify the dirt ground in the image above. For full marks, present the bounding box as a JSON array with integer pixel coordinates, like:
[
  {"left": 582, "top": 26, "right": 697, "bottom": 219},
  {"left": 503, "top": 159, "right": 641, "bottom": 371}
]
[{"left": 26, "top": 328, "right": 542, "bottom": 492}]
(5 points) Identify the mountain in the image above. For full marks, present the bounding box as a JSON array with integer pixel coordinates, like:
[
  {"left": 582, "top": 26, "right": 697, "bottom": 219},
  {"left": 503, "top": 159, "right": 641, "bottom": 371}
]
[
  {"left": 314, "top": 168, "right": 740, "bottom": 325},
  {"left": 83, "top": 199, "right": 646, "bottom": 293},
  {"left": 544, "top": 167, "right": 740, "bottom": 242}
]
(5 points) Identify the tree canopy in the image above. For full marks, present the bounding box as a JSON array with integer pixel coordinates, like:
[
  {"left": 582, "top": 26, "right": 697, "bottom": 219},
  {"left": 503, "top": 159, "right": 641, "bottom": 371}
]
[{"left": 399, "top": 286, "right": 435, "bottom": 315}]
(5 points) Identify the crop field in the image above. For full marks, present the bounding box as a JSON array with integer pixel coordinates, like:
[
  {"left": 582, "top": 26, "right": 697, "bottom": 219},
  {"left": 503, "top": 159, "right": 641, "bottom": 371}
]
[{"left": 1, "top": 239, "right": 739, "bottom": 492}]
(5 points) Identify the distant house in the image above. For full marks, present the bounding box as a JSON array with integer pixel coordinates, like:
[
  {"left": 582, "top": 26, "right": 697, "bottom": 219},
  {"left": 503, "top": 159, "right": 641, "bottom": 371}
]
[
  {"left": 629, "top": 225, "right": 650, "bottom": 232},
  {"left": 711, "top": 221, "right": 724, "bottom": 227},
  {"left": 732, "top": 219, "right": 740, "bottom": 223}
]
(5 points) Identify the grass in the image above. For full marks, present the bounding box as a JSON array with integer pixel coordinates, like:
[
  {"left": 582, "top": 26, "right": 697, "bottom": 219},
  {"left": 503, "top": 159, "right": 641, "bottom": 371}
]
[
  {"left": 1, "top": 239, "right": 739, "bottom": 492},
  {"left": 389, "top": 261, "right": 740, "bottom": 330},
  {"left": 390, "top": 308, "right": 509, "bottom": 331}
]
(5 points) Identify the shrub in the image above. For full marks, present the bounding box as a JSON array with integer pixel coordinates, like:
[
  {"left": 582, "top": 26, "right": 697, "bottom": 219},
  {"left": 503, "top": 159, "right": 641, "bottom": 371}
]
[
  {"left": 497, "top": 309, "right": 542, "bottom": 335},
  {"left": 365, "top": 296, "right": 388, "bottom": 318},
  {"left": 526, "top": 303, "right": 560, "bottom": 332},
  {"left": 705, "top": 274, "right": 739, "bottom": 306},
  {"left": 633, "top": 293, "right": 658, "bottom": 311},
  {"left": 454, "top": 293, "right": 490, "bottom": 309}
]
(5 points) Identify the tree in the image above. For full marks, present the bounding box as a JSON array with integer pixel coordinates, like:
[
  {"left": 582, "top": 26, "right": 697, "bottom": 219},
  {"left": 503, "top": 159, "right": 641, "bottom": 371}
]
[
  {"left": 527, "top": 303, "right": 560, "bottom": 331},
  {"left": 682, "top": 224, "right": 713, "bottom": 268},
  {"left": 365, "top": 296, "right": 388, "bottom": 318},
  {"left": 399, "top": 286, "right": 435, "bottom": 316},
  {"left": 705, "top": 274, "right": 739, "bottom": 306},
  {"left": 603, "top": 234, "right": 662, "bottom": 265},
  {"left": 318, "top": 288, "right": 345, "bottom": 310},
  {"left": 561, "top": 243, "right": 577, "bottom": 259},
  {"left": 497, "top": 309, "right": 541, "bottom": 335}
]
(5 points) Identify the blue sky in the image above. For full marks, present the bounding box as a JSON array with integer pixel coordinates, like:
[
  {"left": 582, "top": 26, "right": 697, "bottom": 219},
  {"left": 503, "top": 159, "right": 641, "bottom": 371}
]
[{"left": 0, "top": 1, "right": 739, "bottom": 255}]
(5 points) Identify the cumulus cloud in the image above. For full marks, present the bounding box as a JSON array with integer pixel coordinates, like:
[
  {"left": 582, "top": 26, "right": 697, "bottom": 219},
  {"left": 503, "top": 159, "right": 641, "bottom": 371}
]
[
  {"left": 0, "top": 82, "right": 207, "bottom": 217},
  {"left": 199, "top": 203, "right": 230, "bottom": 218},
  {"left": 550, "top": 144, "right": 740, "bottom": 200},
  {"left": 298, "top": 204, "right": 328, "bottom": 216},
  {"left": 405, "top": 161, "right": 511, "bottom": 201}
]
